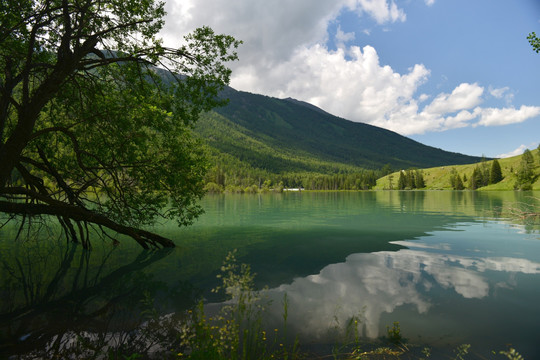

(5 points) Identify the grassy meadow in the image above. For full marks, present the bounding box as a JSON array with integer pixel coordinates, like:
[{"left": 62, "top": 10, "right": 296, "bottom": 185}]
[{"left": 374, "top": 148, "right": 540, "bottom": 191}]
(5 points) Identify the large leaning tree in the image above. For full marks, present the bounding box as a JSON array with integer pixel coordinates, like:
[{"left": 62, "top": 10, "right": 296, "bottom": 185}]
[{"left": 0, "top": 0, "right": 240, "bottom": 248}]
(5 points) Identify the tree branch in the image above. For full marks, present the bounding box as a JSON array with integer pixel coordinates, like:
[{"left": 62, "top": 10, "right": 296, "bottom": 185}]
[{"left": 0, "top": 200, "right": 175, "bottom": 249}]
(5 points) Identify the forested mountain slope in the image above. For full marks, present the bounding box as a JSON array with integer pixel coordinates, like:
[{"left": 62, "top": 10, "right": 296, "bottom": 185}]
[{"left": 196, "top": 86, "right": 481, "bottom": 175}]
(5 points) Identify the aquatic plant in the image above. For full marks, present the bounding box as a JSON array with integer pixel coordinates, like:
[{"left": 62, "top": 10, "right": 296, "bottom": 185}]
[
  {"left": 9, "top": 251, "right": 530, "bottom": 359},
  {"left": 178, "top": 250, "right": 301, "bottom": 360},
  {"left": 386, "top": 321, "right": 403, "bottom": 346}
]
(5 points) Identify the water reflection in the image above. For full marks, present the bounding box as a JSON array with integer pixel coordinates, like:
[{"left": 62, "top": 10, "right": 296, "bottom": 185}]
[
  {"left": 1, "top": 191, "right": 538, "bottom": 357},
  {"left": 0, "top": 236, "right": 198, "bottom": 357},
  {"left": 262, "top": 221, "right": 540, "bottom": 351}
]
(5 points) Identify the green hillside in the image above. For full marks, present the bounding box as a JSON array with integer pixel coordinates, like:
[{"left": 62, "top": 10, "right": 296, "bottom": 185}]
[
  {"left": 192, "top": 87, "right": 483, "bottom": 191},
  {"left": 374, "top": 148, "right": 540, "bottom": 191},
  {"left": 196, "top": 111, "right": 362, "bottom": 174},
  {"left": 207, "top": 87, "right": 481, "bottom": 171}
]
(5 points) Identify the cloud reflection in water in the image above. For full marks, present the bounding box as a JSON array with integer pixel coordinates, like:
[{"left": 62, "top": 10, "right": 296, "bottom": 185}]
[{"left": 262, "top": 226, "right": 540, "bottom": 341}]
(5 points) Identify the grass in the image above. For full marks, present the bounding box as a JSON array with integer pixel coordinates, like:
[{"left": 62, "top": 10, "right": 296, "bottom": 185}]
[{"left": 374, "top": 149, "right": 540, "bottom": 191}]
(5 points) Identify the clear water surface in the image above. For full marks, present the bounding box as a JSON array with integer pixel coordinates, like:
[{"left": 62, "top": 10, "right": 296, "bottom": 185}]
[{"left": 1, "top": 191, "right": 539, "bottom": 357}]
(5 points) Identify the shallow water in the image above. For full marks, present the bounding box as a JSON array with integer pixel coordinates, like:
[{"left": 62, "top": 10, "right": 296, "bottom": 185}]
[{"left": 1, "top": 191, "right": 539, "bottom": 357}]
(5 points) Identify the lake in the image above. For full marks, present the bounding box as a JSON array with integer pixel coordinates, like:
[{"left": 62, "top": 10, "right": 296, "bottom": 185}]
[{"left": 1, "top": 191, "right": 539, "bottom": 358}]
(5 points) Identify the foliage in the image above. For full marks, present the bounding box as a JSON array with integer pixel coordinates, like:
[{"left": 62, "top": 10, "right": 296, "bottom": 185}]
[
  {"left": 386, "top": 321, "right": 403, "bottom": 345},
  {"left": 449, "top": 168, "right": 465, "bottom": 190},
  {"left": 398, "top": 171, "right": 406, "bottom": 190},
  {"left": 468, "top": 166, "right": 483, "bottom": 189},
  {"left": 193, "top": 89, "right": 482, "bottom": 187},
  {"left": 490, "top": 158, "right": 503, "bottom": 184},
  {"left": 204, "top": 182, "right": 224, "bottom": 194},
  {"left": 178, "top": 250, "right": 301, "bottom": 360},
  {"left": 376, "top": 148, "right": 540, "bottom": 190},
  {"left": 203, "top": 154, "right": 383, "bottom": 192},
  {"left": 499, "top": 347, "right": 525, "bottom": 360},
  {"left": 527, "top": 32, "right": 540, "bottom": 53},
  {"left": 452, "top": 344, "right": 470, "bottom": 360},
  {"left": 0, "top": 0, "right": 240, "bottom": 248},
  {"left": 469, "top": 158, "right": 491, "bottom": 190},
  {"left": 397, "top": 169, "right": 425, "bottom": 190},
  {"left": 515, "top": 149, "right": 536, "bottom": 190}
]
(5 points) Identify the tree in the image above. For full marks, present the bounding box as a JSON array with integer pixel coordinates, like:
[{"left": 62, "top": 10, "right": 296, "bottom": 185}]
[
  {"left": 414, "top": 169, "right": 425, "bottom": 189},
  {"left": 480, "top": 157, "right": 490, "bottom": 187},
  {"left": 449, "top": 168, "right": 464, "bottom": 190},
  {"left": 522, "top": 149, "right": 534, "bottom": 165},
  {"left": 516, "top": 149, "right": 535, "bottom": 190},
  {"left": 381, "top": 163, "right": 392, "bottom": 176},
  {"left": 469, "top": 167, "right": 482, "bottom": 190},
  {"left": 387, "top": 174, "right": 394, "bottom": 190},
  {"left": 397, "top": 171, "right": 406, "bottom": 190},
  {"left": 0, "top": 0, "right": 240, "bottom": 248},
  {"left": 489, "top": 159, "right": 503, "bottom": 184},
  {"left": 406, "top": 170, "right": 415, "bottom": 189}
]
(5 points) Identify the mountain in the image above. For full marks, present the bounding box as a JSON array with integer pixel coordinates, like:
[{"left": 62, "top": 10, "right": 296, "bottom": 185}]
[{"left": 195, "top": 86, "right": 481, "bottom": 177}]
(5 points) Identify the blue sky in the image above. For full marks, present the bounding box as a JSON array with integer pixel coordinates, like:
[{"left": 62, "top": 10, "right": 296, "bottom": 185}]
[{"left": 162, "top": 0, "right": 540, "bottom": 158}]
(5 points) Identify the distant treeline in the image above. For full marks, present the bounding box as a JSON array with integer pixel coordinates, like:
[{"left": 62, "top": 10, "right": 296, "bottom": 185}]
[
  {"left": 203, "top": 158, "right": 393, "bottom": 193},
  {"left": 396, "top": 169, "right": 425, "bottom": 190}
]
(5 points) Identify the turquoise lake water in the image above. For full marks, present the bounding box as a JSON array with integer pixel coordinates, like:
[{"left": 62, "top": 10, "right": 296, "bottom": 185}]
[{"left": 1, "top": 191, "right": 539, "bottom": 357}]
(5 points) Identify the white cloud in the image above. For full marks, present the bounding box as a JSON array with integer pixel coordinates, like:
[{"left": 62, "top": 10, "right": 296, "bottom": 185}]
[
  {"left": 162, "top": 0, "right": 405, "bottom": 69},
  {"left": 497, "top": 143, "right": 539, "bottom": 158},
  {"left": 335, "top": 26, "right": 355, "bottom": 45},
  {"left": 442, "top": 109, "right": 479, "bottom": 130},
  {"left": 475, "top": 105, "right": 540, "bottom": 127},
  {"left": 163, "top": 0, "right": 341, "bottom": 69},
  {"left": 489, "top": 86, "right": 514, "bottom": 105},
  {"left": 259, "top": 248, "right": 540, "bottom": 340},
  {"left": 489, "top": 86, "right": 509, "bottom": 99},
  {"left": 233, "top": 43, "right": 540, "bottom": 136},
  {"left": 235, "top": 44, "right": 431, "bottom": 133},
  {"left": 161, "top": 1, "right": 540, "bottom": 137},
  {"left": 423, "top": 83, "right": 484, "bottom": 115},
  {"left": 425, "top": 0, "right": 435, "bottom": 6},
  {"left": 356, "top": 0, "right": 406, "bottom": 24}
]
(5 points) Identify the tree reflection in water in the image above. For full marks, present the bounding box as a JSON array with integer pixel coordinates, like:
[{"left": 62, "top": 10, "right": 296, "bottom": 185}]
[{"left": 0, "top": 235, "right": 198, "bottom": 358}]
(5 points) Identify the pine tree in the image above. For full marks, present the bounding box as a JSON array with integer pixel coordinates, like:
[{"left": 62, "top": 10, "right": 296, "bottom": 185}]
[
  {"left": 449, "top": 168, "right": 464, "bottom": 190},
  {"left": 415, "top": 170, "right": 425, "bottom": 188},
  {"left": 489, "top": 159, "right": 503, "bottom": 184},
  {"left": 516, "top": 149, "right": 535, "bottom": 190},
  {"left": 398, "top": 171, "right": 406, "bottom": 190},
  {"left": 406, "top": 170, "right": 415, "bottom": 189},
  {"left": 523, "top": 149, "right": 534, "bottom": 165},
  {"left": 455, "top": 174, "right": 464, "bottom": 190},
  {"left": 480, "top": 156, "right": 490, "bottom": 187},
  {"left": 469, "top": 167, "right": 483, "bottom": 190},
  {"left": 387, "top": 174, "right": 394, "bottom": 190}
]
